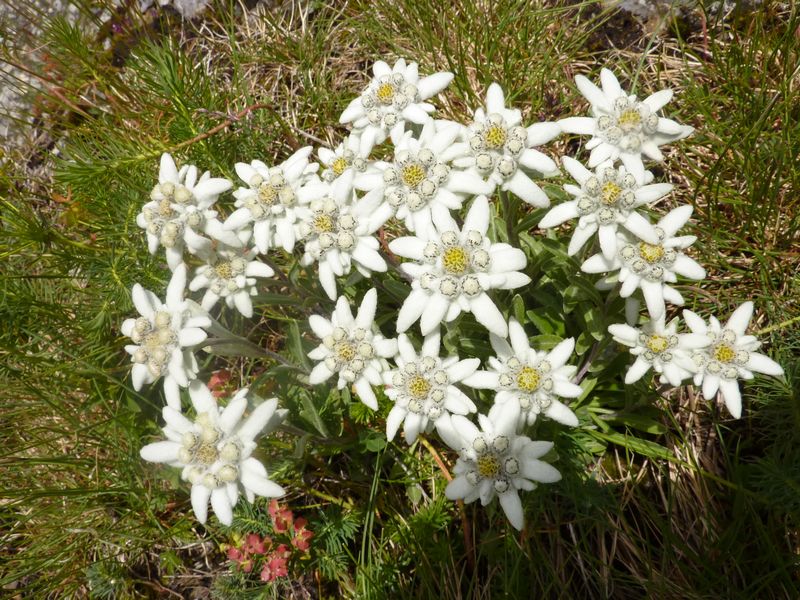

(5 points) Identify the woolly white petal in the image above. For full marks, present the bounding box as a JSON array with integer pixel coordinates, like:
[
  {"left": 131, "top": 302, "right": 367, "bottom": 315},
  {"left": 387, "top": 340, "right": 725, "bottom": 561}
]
[
  {"left": 241, "top": 471, "right": 285, "bottom": 498},
  {"left": 417, "top": 72, "right": 454, "bottom": 99},
  {"left": 191, "top": 485, "right": 211, "bottom": 524},
  {"left": 526, "top": 122, "right": 561, "bottom": 146},
  {"left": 445, "top": 476, "right": 474, "bottom": 500},
  {"left": 469, "top": 294, "right": 507, "bottom": 337},
  {"left": 625, "top": 356, "right": 652, "bottom": 384},
  {"left": 746, "top": 353, "right": 784, "bottom": 376},
  {"left": 309, "top": 362, "right": 334, "bottom": 385},
  {"left": 499, "top": 491, "right": 524, "bottom": 530},
  {"left": 354, "top": 378, "right": 378, "bottom": 410},
  {"left": 210, "top": 488, "right": 233, "bottom": 525},
  {"left": 568, "top": 222, "right": 598, "bottom": 255},
  {"left": 386, "top": 405, "right": 406, "bottom": 442},
  {"left": 642, "top": 89, "right": 673, "bottom": 112},
  {"left": 140, "top": 441, "right": 180, "bottom": 463},
  {"left": 539, "top": 201, "right": 579, "bottom": 228},
  {"left": 544, "top": 400, "right": 579, "bottom": 426},
  {"left": 558, "top": 117, "right": 595, "bottom": 135},
  {"left": 719, "top": 379, "right": 742, "bottom": 418},
  {"left": 725, "top": 302, "right": 754, "bottom": 336}
]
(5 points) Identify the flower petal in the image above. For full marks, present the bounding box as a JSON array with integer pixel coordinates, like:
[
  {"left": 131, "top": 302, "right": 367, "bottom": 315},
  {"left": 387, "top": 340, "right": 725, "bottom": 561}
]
[
  {"left": 417, "top": 72, "right": 454, "bottom": 99},
  {"left": 191, "top": 484, "right": 211, "bottom": 524},
  {"left": 140, "top": 441, "right": 180, "bottom": 463},
  {"left": 725, "top": 302, "right": 753, "bottom": 336},
  {"left": 499, "top": 490, "right": 524, "bottom": 530},
  {"left": 718, "top": 379, "right": 742, "bottom": 418}
]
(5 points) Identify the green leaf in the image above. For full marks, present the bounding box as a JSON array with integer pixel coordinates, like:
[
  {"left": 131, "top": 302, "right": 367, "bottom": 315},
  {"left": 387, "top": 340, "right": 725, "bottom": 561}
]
[
  {"left": 587, "top": 429, "right": 673, "bottom": 461},
  {"left": 299, "top": 390, "right": 330, "bottom": 437},
  {"left": 287, "top": 320, "right": 311, "bottom": 369}
]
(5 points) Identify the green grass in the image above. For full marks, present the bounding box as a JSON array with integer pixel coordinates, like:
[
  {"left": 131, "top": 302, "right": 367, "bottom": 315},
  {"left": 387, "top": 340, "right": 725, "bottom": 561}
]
[{"left": 1, "top": 0, "right": 799, "bottom": 597}]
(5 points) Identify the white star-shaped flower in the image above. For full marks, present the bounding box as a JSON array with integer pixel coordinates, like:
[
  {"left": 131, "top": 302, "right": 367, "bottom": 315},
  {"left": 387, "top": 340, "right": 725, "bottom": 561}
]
[
  {"left": 384, "top": 331, "right": 479, "bottom": 445},
  {"left": 296, "top": 172, "right": 387, "bottom": 301},
  {"left": 121, "top": 265, "right": 210, "bottom": 410},
  {"left": 538, "top": 157, "right": 669, "bottom": 259},
  {"left": 464, "top": 318, "right": 581, "bottom": 427},
  {"left": 559, "top": 68, "right": 694, "bottom": 185},
  {"left": 339, "top": 58, "right": 454, "bottom": 154},
  {"left": 683, "top": 303, "right": 784, "bottom": 418},
  {"left": 390, "top": 195, "right": 531, "bottom": 337},
  {"left": 140, "top": 381, "right": 287, "bottom": 526},
  {"left": 188, "top": 242, "right": 274, "bottom": 318},
  {"left": 451, "top": 83, "right": 561, "bottom": 207},
  {"left": 224, "top": 147, "right": 318, "bottom": 254},
  {"left": 137, "top": 153, "right": 236, "bottom": 271},
  {"left": 438, "top": 401, "right": 562, "bottom": 531},
  {"left": 608, "top": 316, "right": 709, "bottom": 387},
  {"left": 318, "top": 132, "right": 382, "bottom": 191},
  {"left": 581, "top": 205, "right": 706, "bottom": 320},
  {"left": 362, "top": 119, "right": 492, "bottom": 234},
  {"left": 307, "top": 289, "right": 398, "bottom": 410}
]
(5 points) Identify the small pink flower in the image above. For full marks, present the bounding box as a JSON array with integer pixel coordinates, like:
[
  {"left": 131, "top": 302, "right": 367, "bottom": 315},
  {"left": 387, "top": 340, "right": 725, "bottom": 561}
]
[
  {"left": 292, "top": 518, "right": 314, "bottom": 552},
  {"left": 244, "top": 533, "right": 266, "bottom": 555},
  {"left": 269, "top": 499, "right": 294, "bottom": 533}
]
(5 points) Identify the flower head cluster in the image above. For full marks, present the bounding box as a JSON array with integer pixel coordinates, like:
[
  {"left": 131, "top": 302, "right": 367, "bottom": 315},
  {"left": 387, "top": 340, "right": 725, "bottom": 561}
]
[
  {"left": 339, "top": 58, "right": 453, "bottom": 152},
  {"left": 439, "top": 401, "right": 562, "bottom": 530},
  {"left": 136, "top": 153, "right": 236, "bottom": 270},
  {"left": 683, "top": 303, "right": 783, "bottom": 418},
  {"left": 297, "top": 172, "right": 387, "bottom": 300},
  {"left": 318, "top": 133, "right": 380, "bottom": 190},
  {"left": 225, "top": 148, "right": 318, "bottom": 254},
  {"left": 608, "top": 317, "right": 708, "bottom": 387},
  {"left": 140, "top": 381, "right": 287, "bottom": 525},
  {"left": 451, "top": 84, "right": 560, "bottom": 207},
  {"left": 539, "top": 158, "right": 668, "bottom": 259},
  {"left": 189, "top": 244, "right": 274, "bottom": 317},
  {"left": 582, "top": 205, "right": 705, "bottom": 320},
  {"left": 466, "top": 319, "right": 582, "bottom": 427},
  {"left": 121, "top": 265, "right": 210, "bottom": 409},
  {"left": 364, "top": 119, "right": 492, "bottom": 233},
  {"left": 307, "top": 289, "right": 397, "bottom": 410},
  {"left": 384, "top": 332, "right": 480, "bottom": 444},
  {"left": 559, "top": 68, "right": 693, "bottom": 184},
  {"left": 391, "top": 195, "right": 530, "bottom": 337}
]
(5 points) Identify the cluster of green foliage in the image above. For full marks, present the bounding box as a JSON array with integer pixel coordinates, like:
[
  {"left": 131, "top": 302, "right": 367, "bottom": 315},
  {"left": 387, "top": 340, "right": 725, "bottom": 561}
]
[{"left": 1, "top": 1, "right": 798, "bottom": 597}]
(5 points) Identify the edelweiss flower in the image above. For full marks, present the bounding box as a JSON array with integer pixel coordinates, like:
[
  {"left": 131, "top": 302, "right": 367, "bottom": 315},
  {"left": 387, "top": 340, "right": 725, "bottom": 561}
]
[
  {"left": 683, "top": 303, "right": 784, "bottom": 418},
  {"left": 339, "top": 58, "right": 453, "bottom": 153},
  {"left": 581, "top": 205, "right": 705, "bottom": 319},
  {"left": 318, "top": 133, "right": 381, "bottom": 191},
  {"left": 451, "top": 83, "right": 560, "bottom": 207},
  {"left": 140, "top": 381, "right": 287, "bottom": 525},
  {"left": 384, "top": 332, "right": 479, "bottom": 444},
  {"left": 307, "top": 289, "right": 398, "bottom": 410},
  {"left": 608, "top": 316, "right": 708, "bottom": 387},
  {"left": 538, "top": 158, "right": 668, "bottom": 259},
  {"left": 121, "top": 265, "right": 210, "bottom": 409},
  {"left": 188, "top": 243, "right": 274, "bottom": 318},
  {"left": 224, "top": 148, "right": 318, "bottom": 253},
  {"left": 439, "top": 401, "right": 562, "bottom": 531},
  {"left": 464, "top": 319, "right": 581, "bottom": 427},
  {"left": 390, "top": 195, "right": 530, "bottom": 337},
  {"left": 559, "top": 68, "right": 694, "bottom": 184},
  {"left": 137, "top": 153, "right": 235, "bottom": 270},
  {"left": 297, "top": 172, "right": 387, "bottom": 301},
  {"left": 363, "top": 119, "right": 492, "bottom": 234}
]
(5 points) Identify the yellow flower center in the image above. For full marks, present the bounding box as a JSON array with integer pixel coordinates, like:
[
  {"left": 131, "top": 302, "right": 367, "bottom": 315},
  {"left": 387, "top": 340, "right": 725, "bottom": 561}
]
[
  {"left": 484, "top": 124, "right": 507, "bottom": 149},
  {"left": 617, "top": 108, "right": 642, "bottom": 129},
  {"left": 713, "top": 344, "right": 736, "bottom": 363},
  {"left": 194, "top": 443, "right": 219, "bottom": 466},
  {"left": 407, "top": 375, "right": 431, "bottom": 399},
  {"left": 646, "top": 335, "right": 669, "bottom": 354},
  {"left": 214, "top": 262, "right": 233, "bottom": 280},
  {"left": 335, "top": 342, "right": 356, "bottom": 362},
  {"left": 332, "top": 157, "right": 349, "bottom": 176},
  {"left": 143, "top": 331, "right": 162, "bottom": 348},
  {"left": 638, "top": 242, "right": 665, "bottom": 263},
  {"left": 376, "top": 82, "right": 395, "bottom": 104},
  {"left": 477, "top": 454, "right": 502, "bottom": 479},
  {"left": 601, "top": 181, "right": 622, "bottom": 205},
  {"left": 442, "top": 246, "right": 469, "bottom": 275},
  {"left": 516, "top": 367, "right": 541, "bottom": 392},
  {"left": 258, "top": 184, "right": 278, "bottom": 205},
  {"left": 314, "top": 215, "right": 334, "bottom": 233},
  {"left": 401, "top": 163, "right": 426, "bottom": 188}
]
